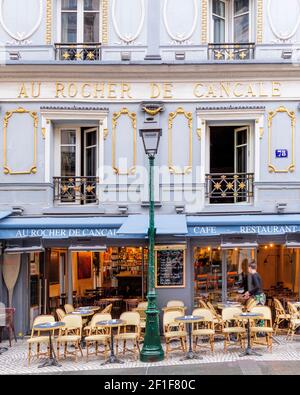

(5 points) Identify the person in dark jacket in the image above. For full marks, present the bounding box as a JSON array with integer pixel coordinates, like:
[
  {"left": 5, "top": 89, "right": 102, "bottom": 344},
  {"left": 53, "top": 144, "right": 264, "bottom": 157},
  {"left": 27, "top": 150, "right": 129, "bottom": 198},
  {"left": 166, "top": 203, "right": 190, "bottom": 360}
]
[{"left": 244, "top": 261, "right": 266, "bottom": 306}]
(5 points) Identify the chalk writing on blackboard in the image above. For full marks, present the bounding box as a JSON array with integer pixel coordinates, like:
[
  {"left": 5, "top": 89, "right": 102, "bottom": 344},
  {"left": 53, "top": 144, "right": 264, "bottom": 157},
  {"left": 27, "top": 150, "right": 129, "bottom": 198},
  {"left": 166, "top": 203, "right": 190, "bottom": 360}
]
[{"left": 155, "top": 247, "right": 185, "bottom": 288}]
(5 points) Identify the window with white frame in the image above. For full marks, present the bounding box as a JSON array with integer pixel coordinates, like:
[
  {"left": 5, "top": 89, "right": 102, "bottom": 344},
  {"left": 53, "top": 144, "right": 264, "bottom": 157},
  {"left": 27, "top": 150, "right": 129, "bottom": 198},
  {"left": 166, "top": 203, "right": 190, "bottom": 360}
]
[
  {"left": 59, "top": 0, "right": 101, "bottom": 43},
  {"left": 211, "top": 0, "right": 251, "bottom": 43}
]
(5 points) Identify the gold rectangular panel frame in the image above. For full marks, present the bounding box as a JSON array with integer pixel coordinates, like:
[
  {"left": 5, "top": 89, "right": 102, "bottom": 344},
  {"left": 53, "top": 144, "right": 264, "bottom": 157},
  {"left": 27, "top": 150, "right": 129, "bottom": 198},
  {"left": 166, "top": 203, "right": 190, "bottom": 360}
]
[
  {"left": 268, "top": 106, "right": 295, "bottom": 173},
  {"left": 3, "top": 107, "right": 38, "bottom": 175},
  {"left": 112, "top": 107, "right": 137, "bottom": 175},
  {"left": 168, "top": 107, "right": 193, "bottom": 175}
]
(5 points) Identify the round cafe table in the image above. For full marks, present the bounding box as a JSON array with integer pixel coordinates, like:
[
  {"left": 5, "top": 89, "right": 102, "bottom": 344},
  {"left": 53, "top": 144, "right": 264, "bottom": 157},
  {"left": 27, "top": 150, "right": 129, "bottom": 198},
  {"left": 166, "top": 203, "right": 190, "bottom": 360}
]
[
  {"left": 175, "top": 315, "right": 204, "bottom": 360},
  {"left": 96, "top": 319, "right": 125, "bottom": 365},
  {"left": 235, "top": 312, "right": 264, "bottom": 357},
  {"left": 76, "top": 306, "right": 100, "bottom": 313},
  {"left": 217, "top": 302, "right": 242, "bottom": 310},
  {"left": 33, "top": 321, "right": 65, "bottom": 368}
]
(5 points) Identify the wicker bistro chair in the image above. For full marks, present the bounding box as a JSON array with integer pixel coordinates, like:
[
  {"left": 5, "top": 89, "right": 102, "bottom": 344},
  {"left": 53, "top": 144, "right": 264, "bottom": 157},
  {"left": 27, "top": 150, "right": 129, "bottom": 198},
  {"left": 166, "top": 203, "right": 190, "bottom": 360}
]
[
  {"left": 137, "top": 301, "right": 148, "bottom": 309},
  {"left": 162, "top": 306, "right": 186, "bottom": 315},
  {"left": 166, "top": 300, "right": 185, "bottom": 308},
  {"left": 273, "top": 298, "right": 290, "bottom": 335},
  {"left": 56, "top": 308, "right": 66, "bottom": 321},
  {"left": 27, "top": 315, "right": 55, "bottom": 366},
  {"left": 249, "top": 306, "right": 274, "bottom": 350},
  {"left": 198, "top": 299, "right": 209, "bottom": 309},
  {"left": 64, "top": 304, "right": 75, "bottom": 314},
  {"left": 163, "top": 311, "right": 187, "bottom": 357},
  {"left": 85, "top": 313, "right": 112, "bottom": 360},
  {"left": 133, "top": 307, "right": 147, "bottom": 338},
  {"left": 192, "top": 308, "right": 215, "bottom": 353},
  {"left": 101, "top": 304, "right": 113, "bottom": 314},
  {"left": 222, "top": 307, "right": 246, "bottom": 352},
  {"left": 115, "top": 312, "right": 141, "bottom": 359},
  {"left": 245, "top": 298, "right": 257, "bottom": 312},
  {"left": 206, "top": 302, "right": 223, "bottom": 332},
  {"left": 287, "top": 302, "right": 300, "bottom": 341},
  {"left": 57, "top": 315, "right": 83, "bottom": 361}
]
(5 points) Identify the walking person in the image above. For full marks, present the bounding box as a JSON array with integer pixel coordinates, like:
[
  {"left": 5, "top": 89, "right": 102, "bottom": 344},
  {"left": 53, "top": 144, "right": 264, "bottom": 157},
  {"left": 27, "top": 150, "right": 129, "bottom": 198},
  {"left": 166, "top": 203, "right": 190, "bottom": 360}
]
[{"left": 244, "top": 261, "right": 266, "bottom": 306}]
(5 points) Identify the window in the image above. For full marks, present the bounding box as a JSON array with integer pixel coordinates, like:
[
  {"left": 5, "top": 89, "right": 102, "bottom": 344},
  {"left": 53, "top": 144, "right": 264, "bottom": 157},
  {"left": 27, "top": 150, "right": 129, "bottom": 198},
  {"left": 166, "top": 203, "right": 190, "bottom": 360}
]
[
  {"left": 54, "top": 127, "right": 99, "bottom": 204},
  {"left": 211, "top": 0, "right": 251, "bottom": 43},
  {"left": 60, "top": 0, "right": 101, "bottom": 43}
]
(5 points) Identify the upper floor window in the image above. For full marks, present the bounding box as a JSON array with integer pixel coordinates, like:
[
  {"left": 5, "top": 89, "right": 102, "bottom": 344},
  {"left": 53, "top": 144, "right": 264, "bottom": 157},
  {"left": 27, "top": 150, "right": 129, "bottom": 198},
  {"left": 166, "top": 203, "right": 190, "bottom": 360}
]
[
  {"left": 60, "top": 0, "right": 101, "bottom": 43},
  {"left": 212, "top": 0, "right": 251, "bottom": 43}
]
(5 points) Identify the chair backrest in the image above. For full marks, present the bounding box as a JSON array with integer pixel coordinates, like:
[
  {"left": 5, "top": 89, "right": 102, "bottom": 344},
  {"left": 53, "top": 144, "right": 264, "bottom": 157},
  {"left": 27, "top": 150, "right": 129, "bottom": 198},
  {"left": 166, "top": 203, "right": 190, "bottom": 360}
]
[
  {"left": 163, "top": 306, "right": 185, "bottom": 315},
  {"left": 163, "top": 311, "right": 182, "bottom": 330},
  {"left": 167, "top": 300, "right": 185, "bottom": 308},
  {"left": 274, "top": 298, "right": 285, "bottom": 315},
  {"left": 192, "top": 308, "right": 214, "bottom": 322},
  {"left": 137, "top": 302, "right": 148, "bottom": 309},
  {"left": 62, "top": 314, "right": 83, "bottom": 331},
  {"left": 198, "top": 299, "right": 208, "bottom": 309},
  {"left": 251, "top": 306, "right": 272, "bottom": 323},
  {"left": 101, "top": 304, "right": 113, "bottom": 314},
  {"left": 90, "top": 313, "right": 112, "bottom": 328},
  {"left": 206, "top": 301, "right": 218, "bottom": 316},
  {"left": 64, "top": 304, "right": 75, "bottom": 314},
  {"left": 120, "top": 312, "right": 141, "bottom": 327},
  {"left": 246, "top": 298, "right": 257, "bottom": 311},
  {"left": 222, "top": 307, "right": 243, "bottom": 322},
  {"left": 56, "top": 308, "right": 66, "bottom": 321},
  {"left": 287, "top": 302, "right": 300, "bottom": 318},
  {"left": 134, "top": 307, "right": 147, "bottom": 320},
  {"left": 32, "top": 315, "right": 55, "bottom": 336}
]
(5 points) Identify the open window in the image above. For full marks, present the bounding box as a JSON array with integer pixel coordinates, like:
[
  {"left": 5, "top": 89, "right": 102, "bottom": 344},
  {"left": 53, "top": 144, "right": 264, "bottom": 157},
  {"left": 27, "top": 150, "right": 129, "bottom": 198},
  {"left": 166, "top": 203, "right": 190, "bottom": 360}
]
[
  {"left": 54, "top": 127, "right": 99, "bottom": 205},
  {"left": 206, "top": 125, "right": 254, "bottom": 204}
]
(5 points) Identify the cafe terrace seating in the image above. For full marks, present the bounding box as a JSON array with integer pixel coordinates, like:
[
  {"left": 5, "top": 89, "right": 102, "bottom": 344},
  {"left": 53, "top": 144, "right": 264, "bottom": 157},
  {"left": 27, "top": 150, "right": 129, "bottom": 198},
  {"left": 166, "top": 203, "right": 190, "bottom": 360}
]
[
  {"left": 273, "top": 298, "right": 290, "bottom": 335},
  {"left": 250, "top": 306, "right": 274, "bottom": 351},
  {"left": 222, "top": 307, "right": 246, "bottom": 352},
  {"left": 163, "top": 310, "right": 187, "bottom": 357},
  {"left": 115, "top": 312, "right": 141, "bottom": 359},
  {"left": 56, "top": 315, "right": 83, "bottom": 361},
  {"left": 85, "top": 313, "right": 112, "bottom": 361},
  {"left": 192, "top": 308, "right": 215, "bottom": 353},
  {"left": 287, "top": 302, "right": 300, "bottom": 341},
  {"left": 64, "top": 304, "right": 75, "bottom": 314},
  {"left": 27, "top": 315, "right": 55, "bottom": 365},
  {"left": 56, "top": 308, "right": 66, "bottom": 321}
]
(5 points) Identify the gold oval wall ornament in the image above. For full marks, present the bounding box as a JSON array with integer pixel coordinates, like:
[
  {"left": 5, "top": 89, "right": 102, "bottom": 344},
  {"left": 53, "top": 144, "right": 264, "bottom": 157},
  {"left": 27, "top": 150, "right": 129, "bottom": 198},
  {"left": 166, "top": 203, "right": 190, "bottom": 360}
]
[
  {"left": 268, "top": 106, "right": 295, "bottom": 173},
  {"left": 3, "top": 107, "right": 38, "bottom": 175},
  {"left": 168, "top": 107, "right": 193, "bottom": 175},
  {"left": 112, "top": 108, "right": 137, "bottom": 175}
]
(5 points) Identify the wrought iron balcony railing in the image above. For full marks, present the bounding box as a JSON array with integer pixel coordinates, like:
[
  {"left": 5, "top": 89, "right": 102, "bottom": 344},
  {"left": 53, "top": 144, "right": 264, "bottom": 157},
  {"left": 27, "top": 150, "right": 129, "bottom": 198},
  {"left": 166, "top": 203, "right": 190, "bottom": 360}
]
[
  {"left": 53, "top": 177, "right": 99, "bottom": 204},
  {"left": 206, "top": 173, "right": 254, "bottom": 204},
  {"left": 55, "top": 43, "right": 102, "bottom": 61},
  {"left": 208, "top": 43, "right": 255, "bottom": 61}
]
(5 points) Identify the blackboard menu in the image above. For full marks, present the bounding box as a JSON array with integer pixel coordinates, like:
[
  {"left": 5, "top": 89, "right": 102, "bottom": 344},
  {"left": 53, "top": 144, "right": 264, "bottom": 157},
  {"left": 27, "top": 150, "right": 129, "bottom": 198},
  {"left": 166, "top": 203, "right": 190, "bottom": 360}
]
[{"left": 155, "top": 247, "right": 185, "bottom": 288}]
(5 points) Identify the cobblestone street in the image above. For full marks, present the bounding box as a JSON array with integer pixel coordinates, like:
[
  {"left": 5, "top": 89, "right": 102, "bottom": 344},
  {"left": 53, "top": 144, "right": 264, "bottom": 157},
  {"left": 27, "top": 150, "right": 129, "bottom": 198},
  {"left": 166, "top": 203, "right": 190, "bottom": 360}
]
[{"left": 1, "top": 335, "right": 300, "bottom": 375}]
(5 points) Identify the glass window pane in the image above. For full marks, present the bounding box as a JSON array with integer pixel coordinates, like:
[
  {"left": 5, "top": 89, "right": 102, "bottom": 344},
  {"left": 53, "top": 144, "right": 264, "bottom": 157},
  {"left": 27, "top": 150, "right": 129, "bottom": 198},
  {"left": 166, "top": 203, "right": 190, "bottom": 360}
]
[
  {"left": 234, "top": 0, "right": 249, "bottom": 15},
  {"left": 62, "top": 0, "right": 77, "bottom": 10},
  {"left": 85, "top": 146, "right": 97, "bottom": 176},
  {"left": 237, "top": 130, "right": 247, "bottom": 146},
  {"left": 213, "top": 16, "right": 225, "bottom": 42},
  {"left": 61, "top": 130, "right": 76, "bottom": 145},
  {"left": 86, "top": 131, "right": 97, "bottom": 147},
  {"left": 84, "top": 12, "right": 99, "bottom": 42},
  {"left": 234, "top": 14, "right": 249, "bottom": 42},
  {"left": 84, "top": 0, "right": 99, "bottom": 11},
  {"left": 236, "top": 146, "right": 247, "bottom": 173},
  {"left": 213, "top": 0, "right": 225, "bottom": 17},
  {"left": 61, "top": 13, "right": 77, "bottom": 42},
  {"left": 61, "top": 146, "right": 76, "bottom": 177}
]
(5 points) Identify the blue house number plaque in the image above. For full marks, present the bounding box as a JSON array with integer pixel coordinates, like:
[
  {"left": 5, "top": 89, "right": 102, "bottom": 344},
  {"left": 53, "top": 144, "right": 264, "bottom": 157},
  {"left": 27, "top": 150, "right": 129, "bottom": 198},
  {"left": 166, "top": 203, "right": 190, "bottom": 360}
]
[{"left": 275, "top": 149, "right": 288, "bottom": 158}]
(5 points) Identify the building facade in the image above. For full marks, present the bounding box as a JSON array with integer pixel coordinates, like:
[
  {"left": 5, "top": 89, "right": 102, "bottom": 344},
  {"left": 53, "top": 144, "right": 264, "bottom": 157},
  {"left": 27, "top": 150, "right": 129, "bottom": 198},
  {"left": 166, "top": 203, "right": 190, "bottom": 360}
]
[{"left": 1, "top": 0, "right": 300, "bottom": 335}]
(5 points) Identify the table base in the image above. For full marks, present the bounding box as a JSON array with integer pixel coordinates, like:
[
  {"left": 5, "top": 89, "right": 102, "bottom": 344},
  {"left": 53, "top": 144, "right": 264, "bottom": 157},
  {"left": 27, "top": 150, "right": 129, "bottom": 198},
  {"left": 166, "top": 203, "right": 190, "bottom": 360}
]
[
  {"left": 38, "top": 358, "right": 62, "bottom": 368},
  {"left": 181, "top": 351, "right": 203, "bottom": 361},
  {"left": 239, "top": 348, "right": 262, "bottom": 357},
  {"left": 101, "top": 355, "right": 124, "bottom": 365}
]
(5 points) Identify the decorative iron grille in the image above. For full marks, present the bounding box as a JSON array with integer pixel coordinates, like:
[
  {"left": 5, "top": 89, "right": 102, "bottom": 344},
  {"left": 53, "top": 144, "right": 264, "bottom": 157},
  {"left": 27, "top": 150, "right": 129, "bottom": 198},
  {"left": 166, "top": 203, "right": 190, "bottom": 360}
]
[
  {"left": 208, "top": 43, "right": 255, "bottom": 61},
  {"left": 55, "top": 43, "right": 102, "bottom": 61},
  {"left": 206, "top": 173, "right": 254, "bottom": 204},
  {"left": 53, "top": 177, "right": 99, "bottom": 204}
]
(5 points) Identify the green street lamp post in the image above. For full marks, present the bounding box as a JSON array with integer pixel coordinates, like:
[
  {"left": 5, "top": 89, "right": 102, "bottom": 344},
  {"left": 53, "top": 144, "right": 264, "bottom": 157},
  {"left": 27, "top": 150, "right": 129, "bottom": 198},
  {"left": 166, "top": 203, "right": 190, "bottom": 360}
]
[{"left": 139, "top": 127, "right": 164, "bottom": 363}]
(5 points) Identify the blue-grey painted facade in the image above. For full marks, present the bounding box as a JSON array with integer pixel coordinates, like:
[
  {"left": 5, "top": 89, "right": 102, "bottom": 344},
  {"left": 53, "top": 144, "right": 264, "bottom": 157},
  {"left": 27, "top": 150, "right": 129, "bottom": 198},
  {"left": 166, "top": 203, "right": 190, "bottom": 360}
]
[{"left": 1, "top": 0, "right": 300, "bottom": 335}]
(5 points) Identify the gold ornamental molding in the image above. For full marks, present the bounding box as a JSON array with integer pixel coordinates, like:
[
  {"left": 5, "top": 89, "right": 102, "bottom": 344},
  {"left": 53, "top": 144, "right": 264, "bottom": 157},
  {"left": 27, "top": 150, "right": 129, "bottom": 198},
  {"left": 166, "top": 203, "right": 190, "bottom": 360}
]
[
  {"left": 3, "top": 108, "right": 38, "bottom": 175},
  {"left": 102, "top": 0, "right": 109, "bottom": 45},
  {"left": 46, "top": 0, "right": 52, "bottom": 45},
  {"left": 168, "top": 107, "right": 193, "bottom": 175},
  {"left": 112, "top": 108, "right": 137, "bottom": 175},
  {"left": 268, "top": 106, "right": 295, "bottom": 173},
  {"left": 201, "top": 0, "right": 208, "bottom": 44},
  {"left": 257, "top": 0, "right": 263, "bottom": 44}
]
